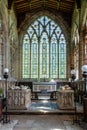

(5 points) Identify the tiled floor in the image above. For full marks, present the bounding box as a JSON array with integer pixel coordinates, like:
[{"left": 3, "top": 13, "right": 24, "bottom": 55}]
[
  {"left": 1, "top": 99, "right": 86, "bottom": 130},
  {"left": 10, "top": 114, "right": 87, "bottom": 130}
]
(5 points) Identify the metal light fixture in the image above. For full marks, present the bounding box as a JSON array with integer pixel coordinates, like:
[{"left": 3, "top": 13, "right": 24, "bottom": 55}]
[
  {"left": 3, "top": 68, "right": 10, "bottom": 123},
  {"left": 82, "top": 64, "right": 87, "bottom": 122},
  {"left": 71, "top": 69, "right": 76, "bottom": 82},
  {"left": 82, "top": 65, "right": 87, "bottom": 97},
  {"left": 3, "top": 68, "right": 9, "bottom": 79},
  {"left": 70, "top": 68, "right": 80, "bottom": 124}
]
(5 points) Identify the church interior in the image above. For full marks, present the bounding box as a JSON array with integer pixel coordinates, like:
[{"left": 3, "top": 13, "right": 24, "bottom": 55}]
[{"left": 0, "top": 0, "right": 87, "bottom": 129}]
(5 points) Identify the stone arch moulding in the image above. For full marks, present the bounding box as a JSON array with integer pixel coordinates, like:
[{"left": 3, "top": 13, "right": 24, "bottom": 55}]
[
  {"left": 81, "top": 9, "right": 87, "bottom": 33},
  {"left": 19, "top": 10, "right": 69, "bottom": 45}
]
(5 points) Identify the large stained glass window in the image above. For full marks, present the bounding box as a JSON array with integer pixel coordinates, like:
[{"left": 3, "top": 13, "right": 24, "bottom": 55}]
[{"left": 22, "top": 16, "right": 66, "bottom": 80}]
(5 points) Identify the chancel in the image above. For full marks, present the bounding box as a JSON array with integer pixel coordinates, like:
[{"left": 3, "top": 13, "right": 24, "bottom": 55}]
[{"left": 0, "top": 0, "right": 87, "bottom": 129}]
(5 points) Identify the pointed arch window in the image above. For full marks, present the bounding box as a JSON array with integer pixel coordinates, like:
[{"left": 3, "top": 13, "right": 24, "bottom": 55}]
[{"left": 22, "top": 16, "right": 66, "bottom": 80}]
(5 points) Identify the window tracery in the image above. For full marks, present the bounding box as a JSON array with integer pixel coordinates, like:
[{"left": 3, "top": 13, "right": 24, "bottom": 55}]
[{"left": 22, "top": 16, "right": 66, "bottom": 80}]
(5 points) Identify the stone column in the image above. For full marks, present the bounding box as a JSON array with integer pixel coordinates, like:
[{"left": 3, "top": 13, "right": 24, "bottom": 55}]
[
  {"left": 2, "top": 8, "right": 10, "bottom": 75},
  {"left": 67, "top": 38, "right": 71, "bottom": 80},
  {"left": 78, "top": 32, "right": 84, "bottom": 79}
]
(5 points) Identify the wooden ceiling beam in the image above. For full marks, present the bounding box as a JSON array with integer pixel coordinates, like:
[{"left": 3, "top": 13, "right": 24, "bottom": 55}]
[
  {"left": 15, "top": 1, "right": 28, "bottom": 5},
  {"left": 61, "top": 2, "right": 74, "bottom": 7},
  {"left": 16, "top": 4, "right": 40, "bottom": 10},
  {"left": 60, "top": 0, "right": 74, "bottom": 3},
  {"left": 16, "top": 5, "right": 73, "bottom": 14},
  {"left": 15, "top": 3, "right": 28, "bottom": 8},
  {"left": 14, "top": 0, "right": 75, "bottom": 27},
  {"left": 15, "top": 0, "right": 25, "bottom": 3}
]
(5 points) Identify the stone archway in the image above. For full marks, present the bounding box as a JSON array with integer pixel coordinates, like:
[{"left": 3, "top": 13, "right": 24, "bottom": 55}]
[{"left": 18, "top": 10, "right": 70, "bottom": 79}]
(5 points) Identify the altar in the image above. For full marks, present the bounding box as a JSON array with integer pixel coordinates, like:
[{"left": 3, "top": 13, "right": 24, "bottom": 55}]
[
  {"left": 57, "top": 89, "right": 74, "bottom": 109},
  {"left": 33, "top": 82, "right": 56, "bottom": 91},
  {"left": 32, "top": 82, "right": 57, "bottom": 99}
]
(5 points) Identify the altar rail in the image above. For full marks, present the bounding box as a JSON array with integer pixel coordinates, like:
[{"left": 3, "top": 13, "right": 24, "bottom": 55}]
[{"left": 71, "top": 80, "right": 85, "bottom": 104}]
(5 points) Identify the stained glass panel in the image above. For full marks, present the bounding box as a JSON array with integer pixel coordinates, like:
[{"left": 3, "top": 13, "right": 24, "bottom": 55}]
[
  {"left": 40, "top": 32, "right": 49, "bottom": 78},
  {"left": 31, "top": 34, "right": 38, "bottom": 78},
  {"left": 23, "top": 34, "right": 30, "bottom": 78},
  {"left": 22, "top": 16, "right": 66, "bottom": 80},
  {"left": 59, "top": 34, "right": 66, "bottom": 78}
]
